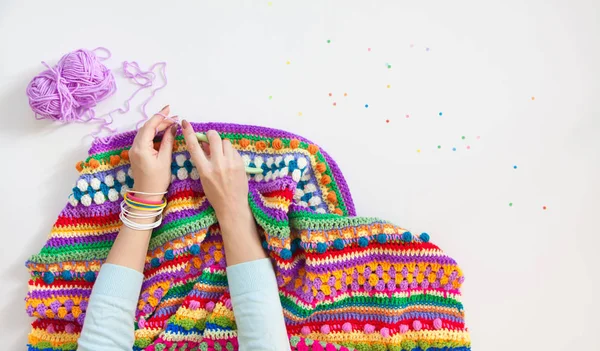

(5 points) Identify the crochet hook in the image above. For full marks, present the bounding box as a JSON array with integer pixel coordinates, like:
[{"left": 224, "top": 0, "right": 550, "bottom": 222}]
[{"left": 195, "top": 132, "right": 263, "bottom": 174}]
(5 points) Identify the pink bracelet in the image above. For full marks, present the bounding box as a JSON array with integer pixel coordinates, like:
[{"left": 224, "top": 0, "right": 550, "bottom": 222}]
[{"left": 128, "top": 193, "right": 164, "bottom": 205}]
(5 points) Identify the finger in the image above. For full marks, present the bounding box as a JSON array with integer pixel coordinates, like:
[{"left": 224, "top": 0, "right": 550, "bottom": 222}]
[
  {"left": 206, "top": 130, "right": 223, "bottom": 160},
  {"left": 159, "top": 124, "right": 177, "bottom": 161},
  {"left": 222, "top": 139, "right": 234, "bottom": 159},
  {"left": 181, "top": 119, "right": 208, "bottom": 168},
  {"left": 155, "top": 116, "right": 177, "bottom": 135},
  {"left": 201, "top": 142, "right": 210, "bottom": 157},
  {"left": 137, "top": 106, "right": 171, "bottom": 143}
]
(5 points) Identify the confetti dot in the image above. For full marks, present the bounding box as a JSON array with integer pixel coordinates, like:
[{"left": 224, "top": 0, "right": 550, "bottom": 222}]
[
  {"left": 437, "top": 145, "right": 441, "bottom": 149},
  {"left": 328, "top": 93, "right": 332, "bottom": 97},
  {"left": 452, "top": 147, "right": 456, "bottom": 151},
  {"left": 286, "top": 61, "right": 290, "bottom": 65},
  {"left": 513, "top": 165, "right": 517, "bottom": 169},
  {"left": 531, "top": 96, "right": 535, "bottom": 100},
  {"left": 327, "top": 39, "right": 331, "bottom": 44},
  {"left": 461, "top": 136, "right": 466, "bottom": 140},
  {"left": 426, "top": 47, "right": 430, "bottom": 52},
  {"left": 365, "top": 104, "right": 369, "bottom": 108},
  {"left": 368, "top": 48, "right": 371, "bottom": 52},
  {"left": 268, "top": 95, "right": 272, "bottom": 100},
  {"left": 410, "top": 44, "right": 414, "bottom": 48},
  {"left": 543, "top": 206, "right": 547, "bottom": 210},
  {"left": 333, "top": 102, "right": 336, "bottom": 106},
  {"left": 476, "top": 136, "right": 481, "bottom": 140},
  {"left": 298, "top": 112, "right": 302, "bottom": 116},
  {"left": 405, "top": 114, "right": 410, "bottom": 118},
  {"left": 509, "top": 202, "right": 513, "bottom": 207},
  {"left": 344, "top": 92, "right": 347, "bottom": 97},
  {"left": 387, "top": 64, "right": 392, "bottom": 69},
  {"left": 438, "top": 112, "right": 443, "bottom": 116},
  {"left": 387, "top": 84, "right": 391, "bottom": 88},
  {"left": 417, "top": 149, "right": 421, "bottom": 153},
  {"left": 267, "top": 1, "right": 272, "bottom": 5},
  {"left": 386, "top": 119, "right": 390, "bottom": 123},
  {"left": 466, "top": 145, "right": 471, "bottom": 150}
]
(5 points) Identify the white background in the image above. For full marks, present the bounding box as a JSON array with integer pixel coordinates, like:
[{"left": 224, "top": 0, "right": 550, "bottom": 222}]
[{"left": 0, "top": 0, "right": 598, "bottom": 349}]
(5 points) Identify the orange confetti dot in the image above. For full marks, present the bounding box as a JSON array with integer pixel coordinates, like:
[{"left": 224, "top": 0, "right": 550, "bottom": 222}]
[
  {"left": 334, "top": 208, "right": 343, "bottom": 215},
  {"left": 531, "top": 96, "right": 535, "bottom": 100},
  {"left": 344, "top": 93, "right": 347, "bottom": 97},
  {"left": 327, "top": 192, "right": 338, "bottom": 204}
]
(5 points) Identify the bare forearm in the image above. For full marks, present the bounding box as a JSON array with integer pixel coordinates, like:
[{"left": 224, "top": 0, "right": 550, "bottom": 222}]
[{"left": 219, "top": 207, "right": 267, "bottom": 266}]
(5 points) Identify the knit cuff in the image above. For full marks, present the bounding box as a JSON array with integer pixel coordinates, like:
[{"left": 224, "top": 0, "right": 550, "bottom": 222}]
[
  {"left": 92, "top": 263, "right": 144, "bottom": 303},
  {"left": 226, "top": 258, "right": 277, "bottom": 296}
]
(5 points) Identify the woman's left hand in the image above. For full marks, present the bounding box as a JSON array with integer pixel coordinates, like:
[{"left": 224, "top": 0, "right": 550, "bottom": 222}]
[{"left": 128, "top": 106, "right": 178, "bottom": 201}]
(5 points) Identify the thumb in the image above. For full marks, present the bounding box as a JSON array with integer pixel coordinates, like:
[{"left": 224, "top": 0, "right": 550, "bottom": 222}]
[{"left": 159, "top": 124, "right": 177, "bottom": 161}]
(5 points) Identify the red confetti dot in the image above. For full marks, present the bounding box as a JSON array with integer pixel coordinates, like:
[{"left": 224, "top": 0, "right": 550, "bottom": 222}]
[
  {"left": 543, "top": 206, "right": 547, "bottom": 210},
  {"left": 333, "top": 102, "right": 336, "bottom": 106},
  {"left": 328, "top": 93, "right": 332, "bottom": 97},
  {"left": 386, "top": 119, "right": 390, "bottom": 123}
]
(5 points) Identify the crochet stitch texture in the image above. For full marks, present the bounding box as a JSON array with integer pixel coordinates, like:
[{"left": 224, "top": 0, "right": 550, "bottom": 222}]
[{"left": 25, "top": 122, "right": 470, "bottom": 351}]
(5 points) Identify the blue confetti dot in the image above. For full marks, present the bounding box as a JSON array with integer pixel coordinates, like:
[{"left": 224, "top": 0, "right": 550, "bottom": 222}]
[
  {"left": 333, "top": 238, "right": 345, "bottom": 250},
  {"left": 280, "top": 248, "right": 292, "bottom": 260},
  {"left": 365, "top": 104, "right": 369, "bottom": 108},
  {"left": 151, "top": 258, "right": 161, "bottom": 268},
  {"left": 43, "top": 272, "right": 55, "bottom": 284},
  {"left": 452, "top": 147, "right": 456, "bottom": 151},
  {"left": 190, "top": 244, "right": 200, "bottom": 255},
  {"left": 164, "top": 249, "right": 174, "bottom": 260},
  {"left": 419, "top": 232, "right": 430, "bottom": 242},
  {"left": 316, "top": 242, "right": 327, "bottom": 254},
  {"left": 402, "top": 231, "right": 413, "bottom": 242},
  {"left": 358, "top": 237, "right": 369, "bottom": 247},
  {"left": 513, "top": 165, "right": 518, "bottom": 169},
  {"left": 84, "top": 271, "right": 96, "bottom": 282},
  {"left": 61, "top": 271, "right": 73, "bottom": 281},
  {"left": 438, "top": 112, "right": 443, "bottom": 116}
]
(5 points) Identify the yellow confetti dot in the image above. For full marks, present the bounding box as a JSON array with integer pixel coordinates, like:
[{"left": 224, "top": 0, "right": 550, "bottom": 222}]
[
  {"left": 387, "top": 84, "right": 391, "bottom": 88},
  {"left": 286, "top": 61, "right": 290, "bottom": 65},
  {"left": 268, "top": 1, "right": 272, "bottom": 5},
  {"left": 298, "top": 112, "right": 302, "bottom": 116},
  {"left": 417, "top": 149, "right": 421, "bottom": 153}
]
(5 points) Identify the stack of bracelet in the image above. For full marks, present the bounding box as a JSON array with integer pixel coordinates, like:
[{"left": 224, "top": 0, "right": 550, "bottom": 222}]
[{"left": 119, "top": 191, "right": 167, "bottom": 230}]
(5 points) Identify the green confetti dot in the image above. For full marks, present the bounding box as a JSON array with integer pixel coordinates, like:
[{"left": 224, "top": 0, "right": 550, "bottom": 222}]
[
  {"left": 461, "top": 136, "right": 466, "bottom": 140},
  {"left": 509, "top": 202, "right": 513, "bottom": 207},
  {"left": 268, "top": 96, "right": 272, "bottom": 100},
  {"left": 327, "top": 39, "right": 331, "bottom": 43},
  {"left": 387, "top": 64, "right": 392, "bottom": 69},
  {"left": 437, "top": 145, "right": 441, "bottom": 149}
]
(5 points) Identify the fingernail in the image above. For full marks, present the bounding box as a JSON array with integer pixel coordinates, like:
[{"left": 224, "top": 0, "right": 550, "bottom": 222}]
[
  {"left": 182, "top": 119, "right": 189, "bottom": 129},
  {"left": 170, "top": 124, "right": 177, "bottom": 136},
  {"left": 161, "top": 104, "right": 170, "bottom": 111}
]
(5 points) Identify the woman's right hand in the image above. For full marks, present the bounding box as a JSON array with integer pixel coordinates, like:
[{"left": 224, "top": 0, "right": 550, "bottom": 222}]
[{"left": 180, "top": 120, "right": 251, "bottom": 220}]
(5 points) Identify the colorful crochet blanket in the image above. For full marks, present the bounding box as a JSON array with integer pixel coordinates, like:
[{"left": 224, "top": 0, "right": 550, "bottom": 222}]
[{"left": 25, "top": 123, "right": 470, "bottom": 351}]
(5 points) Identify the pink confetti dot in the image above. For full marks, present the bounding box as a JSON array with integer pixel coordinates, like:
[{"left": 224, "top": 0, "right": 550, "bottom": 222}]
[
  {"left": 405, "top": 114, "right": 410, "bottom": 118},
  {"left": 466, "top": 145, "right": 471, "bottom": 150},
  {"left": 368, "top": 48, "right": 371, "bottom": 52},
  {"left": 476, "top": 136, "right": 481, "bottom": 140}
]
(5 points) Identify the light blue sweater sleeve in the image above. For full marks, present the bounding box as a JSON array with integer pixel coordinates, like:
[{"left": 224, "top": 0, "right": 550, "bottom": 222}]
[{"left": 78, "top": 259, "right": 290, "bottom": 351}]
